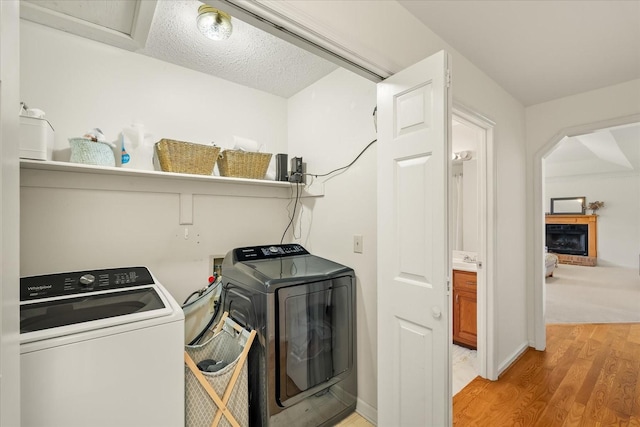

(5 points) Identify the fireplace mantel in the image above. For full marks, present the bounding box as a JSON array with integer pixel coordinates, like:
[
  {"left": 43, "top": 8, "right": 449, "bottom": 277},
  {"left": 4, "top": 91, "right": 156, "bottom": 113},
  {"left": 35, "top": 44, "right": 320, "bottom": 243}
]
[{"left": 545, "top": 214, "right": 598, "bottom": 266}]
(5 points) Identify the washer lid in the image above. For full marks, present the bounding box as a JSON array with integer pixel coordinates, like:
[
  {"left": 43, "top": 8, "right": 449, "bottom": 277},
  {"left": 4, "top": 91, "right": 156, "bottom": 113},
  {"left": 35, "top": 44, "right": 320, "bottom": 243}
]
[
  {"left": 20, "top": 287, "right": 166, "bottom": 334},
  {"left": 245, "top": 256, "right": 352, "bottom": 282}
]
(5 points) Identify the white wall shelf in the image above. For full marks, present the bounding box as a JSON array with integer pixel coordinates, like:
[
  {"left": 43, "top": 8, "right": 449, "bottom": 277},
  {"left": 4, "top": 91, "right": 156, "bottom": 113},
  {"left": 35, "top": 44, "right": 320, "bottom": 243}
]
[{"left": 20, "top": 159, "right": 298, "bottom": 199}]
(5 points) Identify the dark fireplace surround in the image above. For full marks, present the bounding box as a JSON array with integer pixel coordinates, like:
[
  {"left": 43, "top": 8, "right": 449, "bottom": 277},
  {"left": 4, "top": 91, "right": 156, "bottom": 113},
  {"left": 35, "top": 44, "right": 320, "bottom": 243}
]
[
  {"left": 546, "top": 224, "right": 588, "bottom": 256},
  {"left": 545, "top": 214, "right": 597, "bottom": 266}
]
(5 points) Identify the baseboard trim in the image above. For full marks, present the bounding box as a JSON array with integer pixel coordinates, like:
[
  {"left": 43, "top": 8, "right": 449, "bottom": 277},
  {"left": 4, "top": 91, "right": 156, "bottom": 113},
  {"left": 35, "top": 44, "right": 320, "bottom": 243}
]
[
  {"left": 497, "top": 342, "right": 530, "bottom": 377},
  {"left": 356, "top": 398, "right": 377, "bottom": 425}
]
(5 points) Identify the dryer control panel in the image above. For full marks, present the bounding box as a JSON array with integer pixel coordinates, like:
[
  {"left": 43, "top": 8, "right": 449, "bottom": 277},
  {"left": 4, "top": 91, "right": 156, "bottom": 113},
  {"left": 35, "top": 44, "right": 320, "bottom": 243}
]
[
  {"left": 20, "top": 267, "right": 154, "bottom": 301},
  {"left": 234, "top": 244, "right": 309, "bottom": 262}
]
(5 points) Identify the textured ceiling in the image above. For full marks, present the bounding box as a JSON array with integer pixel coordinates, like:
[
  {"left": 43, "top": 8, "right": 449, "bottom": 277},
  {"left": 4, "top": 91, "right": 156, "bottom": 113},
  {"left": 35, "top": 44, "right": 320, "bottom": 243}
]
[{"left": 138, "top": 0, "right": 338, "bottom": 98}]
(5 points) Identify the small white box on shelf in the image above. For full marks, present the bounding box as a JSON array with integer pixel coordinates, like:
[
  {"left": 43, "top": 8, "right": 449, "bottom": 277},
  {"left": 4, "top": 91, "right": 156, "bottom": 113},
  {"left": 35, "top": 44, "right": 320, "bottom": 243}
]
[{"left": 19, "top": 115, "right": 54, "bottom": 160}]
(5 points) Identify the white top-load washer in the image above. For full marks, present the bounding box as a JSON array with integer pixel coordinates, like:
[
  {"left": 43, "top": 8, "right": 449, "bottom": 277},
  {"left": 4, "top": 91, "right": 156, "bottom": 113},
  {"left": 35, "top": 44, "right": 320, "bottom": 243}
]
[{"left": 20, "top": 266, "right": 184, "bottom": 427}]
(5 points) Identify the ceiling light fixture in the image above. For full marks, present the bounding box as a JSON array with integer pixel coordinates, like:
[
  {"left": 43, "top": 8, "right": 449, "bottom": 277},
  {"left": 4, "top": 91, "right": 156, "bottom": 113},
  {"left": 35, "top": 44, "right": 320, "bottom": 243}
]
[{"left": 196, "top": 5, "right": 232, "bottom": 41}]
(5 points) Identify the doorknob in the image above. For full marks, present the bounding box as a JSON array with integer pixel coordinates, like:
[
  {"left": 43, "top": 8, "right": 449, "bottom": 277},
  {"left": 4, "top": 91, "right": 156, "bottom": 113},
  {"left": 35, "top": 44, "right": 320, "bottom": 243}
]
[{"left": 432, "top": 306, "right": 442, "bottom": 319}]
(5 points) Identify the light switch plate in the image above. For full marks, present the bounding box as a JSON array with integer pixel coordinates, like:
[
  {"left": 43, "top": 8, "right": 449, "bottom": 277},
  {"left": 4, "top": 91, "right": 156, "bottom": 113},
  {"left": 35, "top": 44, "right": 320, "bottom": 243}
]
[{"left": 353, "top": 235, "right": 363, "bottom": 253}]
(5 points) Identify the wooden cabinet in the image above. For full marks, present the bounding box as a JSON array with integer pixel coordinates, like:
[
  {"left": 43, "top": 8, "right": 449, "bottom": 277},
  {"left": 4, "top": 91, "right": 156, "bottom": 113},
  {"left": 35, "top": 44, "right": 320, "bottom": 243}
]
[{"left": 453, "top": 270, "right": 477, "bottom": 349}]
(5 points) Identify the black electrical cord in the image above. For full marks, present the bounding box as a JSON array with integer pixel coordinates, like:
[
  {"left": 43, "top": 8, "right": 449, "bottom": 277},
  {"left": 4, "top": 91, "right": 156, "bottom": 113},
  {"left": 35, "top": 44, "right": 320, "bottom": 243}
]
[
  {"left": 280, "top": 181, "right": 300, "bottom": 244},
  {"left": 305, "top": 139, "right": 377, "bottom": 178},
  {"left": 281, "top": 106, "right": 377, "bottom": 242},
  {"left": 305, "top": 105, "right": 377, "bottom": 178}
]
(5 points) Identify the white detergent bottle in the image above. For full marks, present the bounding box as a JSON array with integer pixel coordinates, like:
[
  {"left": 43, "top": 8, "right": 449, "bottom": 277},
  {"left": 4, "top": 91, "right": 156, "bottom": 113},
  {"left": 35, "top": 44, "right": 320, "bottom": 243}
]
[
  {"left": 137, "top": 126, "right": 156, "bottom": 171},
  {"left": 120, "top": 121, "right": 154, "bottom": 170},
  {"left": 120, "top": 122, "right": 141, "bottom": 169}
]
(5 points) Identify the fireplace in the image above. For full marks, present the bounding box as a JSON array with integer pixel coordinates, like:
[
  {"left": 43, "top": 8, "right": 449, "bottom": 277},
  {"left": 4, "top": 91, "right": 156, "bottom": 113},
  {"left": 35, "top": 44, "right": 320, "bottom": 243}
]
[
  {"left": 546, "top": 224, "right": 588, "bottom": 256},
  {"left": 545, "top": 214, "right": 598, "bottom": 266}
]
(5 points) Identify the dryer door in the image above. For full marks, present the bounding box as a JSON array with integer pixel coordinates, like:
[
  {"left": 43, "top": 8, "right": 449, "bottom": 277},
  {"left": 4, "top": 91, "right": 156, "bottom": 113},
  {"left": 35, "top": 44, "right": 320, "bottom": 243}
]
[{"left": 276, "top": 275, "right": 353, "bottom": 407}]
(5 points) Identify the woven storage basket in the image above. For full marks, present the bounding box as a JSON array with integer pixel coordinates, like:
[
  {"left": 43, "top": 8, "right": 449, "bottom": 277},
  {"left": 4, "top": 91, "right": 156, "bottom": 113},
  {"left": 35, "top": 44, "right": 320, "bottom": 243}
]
[
  {"left": 69, "top": 138, "right": 116, "bottom": 166},
  {"left": 155, "top": 139, "right": 220, "bottom": 175},
  {"left": 185, "top": 318, "right": 252, "bottom": 427},
  {"left": 217, "top": 150, "right": 272, "bottom": 179}
]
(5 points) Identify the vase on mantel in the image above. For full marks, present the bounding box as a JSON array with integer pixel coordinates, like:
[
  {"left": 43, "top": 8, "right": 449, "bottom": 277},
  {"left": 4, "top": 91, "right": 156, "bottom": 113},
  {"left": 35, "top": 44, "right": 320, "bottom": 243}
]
[{"left": 587, "top": 201, "right": 605, "bottom": 215}]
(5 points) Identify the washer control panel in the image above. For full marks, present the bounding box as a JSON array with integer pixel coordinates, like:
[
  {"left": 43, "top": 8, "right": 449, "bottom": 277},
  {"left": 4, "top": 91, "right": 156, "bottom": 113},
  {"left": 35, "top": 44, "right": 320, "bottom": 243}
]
[
  {"left": 234, "top": 244, "right": 309, "bottom": 262},
  {"left": 20, "top": 267, "right": 154, "bottom": 301}
]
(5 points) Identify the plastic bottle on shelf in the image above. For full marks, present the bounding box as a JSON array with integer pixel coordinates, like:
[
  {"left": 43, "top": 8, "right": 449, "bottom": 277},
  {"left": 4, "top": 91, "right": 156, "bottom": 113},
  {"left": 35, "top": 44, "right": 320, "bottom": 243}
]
[{"left": 119, "top": 121, "right": 155, "bottom": 171}]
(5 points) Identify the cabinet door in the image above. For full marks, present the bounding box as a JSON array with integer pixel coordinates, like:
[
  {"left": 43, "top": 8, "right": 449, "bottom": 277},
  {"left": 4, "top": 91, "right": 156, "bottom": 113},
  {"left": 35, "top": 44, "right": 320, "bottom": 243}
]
[
  {"left": 453, "top": 289, "right": 477, "bottom": 349},
  {"left": 453, "top": 270, "right": 477, "bottom": 349}
]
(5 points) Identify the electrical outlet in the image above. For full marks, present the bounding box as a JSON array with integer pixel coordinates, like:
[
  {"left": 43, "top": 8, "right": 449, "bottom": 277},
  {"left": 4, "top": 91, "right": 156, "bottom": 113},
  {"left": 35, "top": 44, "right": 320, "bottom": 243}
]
[
  {"left": 353, "top": 235, "right": 363, "bottom": 254},
  {"left": 289, "top": 157, "right": 305, "bottom": 183}
]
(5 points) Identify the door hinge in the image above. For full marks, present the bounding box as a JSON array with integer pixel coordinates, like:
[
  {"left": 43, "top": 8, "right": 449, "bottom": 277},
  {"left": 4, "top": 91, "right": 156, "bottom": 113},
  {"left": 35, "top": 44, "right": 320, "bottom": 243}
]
[{"left": 446, "top": 69, "right": 451, "bottom": 88}]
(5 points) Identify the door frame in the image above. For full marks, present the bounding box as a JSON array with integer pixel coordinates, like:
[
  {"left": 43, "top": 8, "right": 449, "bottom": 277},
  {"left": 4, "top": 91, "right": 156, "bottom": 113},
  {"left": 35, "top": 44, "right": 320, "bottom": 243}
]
[
  {"left": 452, "top": 104, "right": 497, "bottom": 380},
  {"left": 531, "top": 113, "right": 640, "bottom": 350},
  {"left": 1, "top": 1, "right": 22, "bottom": 425}
]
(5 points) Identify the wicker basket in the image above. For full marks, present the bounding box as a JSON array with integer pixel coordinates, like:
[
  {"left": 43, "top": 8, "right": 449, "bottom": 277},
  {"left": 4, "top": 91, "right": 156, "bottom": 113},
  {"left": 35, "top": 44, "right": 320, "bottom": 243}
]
[
  {"left": 155, "top": 139, "right": 221, "bottom": 175},
  {"left": 69, "top": 138, "right": 116, "bottom": 166},
  {"left": 217, "top": 150, "right": 272, "bottom": 179}
]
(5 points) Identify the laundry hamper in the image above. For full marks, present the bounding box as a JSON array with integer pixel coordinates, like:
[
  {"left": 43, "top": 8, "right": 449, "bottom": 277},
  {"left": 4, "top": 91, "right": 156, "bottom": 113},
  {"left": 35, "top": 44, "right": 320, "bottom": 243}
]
[{"left": 185, "top": 312, "right": 256, "bottom": 427}]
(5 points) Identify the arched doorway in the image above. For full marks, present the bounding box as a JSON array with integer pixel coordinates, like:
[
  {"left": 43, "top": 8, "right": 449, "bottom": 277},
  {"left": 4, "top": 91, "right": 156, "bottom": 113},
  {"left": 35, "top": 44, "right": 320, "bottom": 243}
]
[{"left": 532, "top": 114, "right": 640, "bottom": 349}]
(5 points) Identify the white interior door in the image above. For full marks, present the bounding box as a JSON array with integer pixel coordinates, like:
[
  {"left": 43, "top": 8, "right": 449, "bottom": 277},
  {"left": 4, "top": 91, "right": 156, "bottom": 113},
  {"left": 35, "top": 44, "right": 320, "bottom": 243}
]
[{"left": 377, "top": 50, "right": 452, "bottom": 426}]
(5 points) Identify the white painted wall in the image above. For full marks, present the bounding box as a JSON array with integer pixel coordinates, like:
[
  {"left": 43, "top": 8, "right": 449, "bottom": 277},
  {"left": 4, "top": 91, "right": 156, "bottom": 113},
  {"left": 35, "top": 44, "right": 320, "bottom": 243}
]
[
  {"left": 462, "top": 159, "right": 478, "bottom": 252},
  {"left": 1, "top": 1, "right": 21, "bottom": 425},
  {"left": 20, "top": 20, "right": 287, "bottom": 175},
  {"left": 545, "top": 173, "right": 640, "bottom": 268},
  {"left": 452, "top": 121, "right": 480, "bottom": 253},
  {"left": 19, "top": 21, "right": 293, "bottom": 303},
  {"left": 272, "top": 0, "right": 528, "bottom": 415},
  {"left": 525, "top": 78, "right": 640, "bottom": 348},
  {"left": 451, "top": 159, "right": 478, "bottom": 252},
  {"left": 306, "top": 0, "right": 523, "bottom": 369},
  {"left": 527, "top": 80, "right": 640, "bottom": 156},
  {"left": 287, "top": 68, "right": 378, "bottom": 418},
  {"left": 19, "top": 3, "right": 531, "bottom": 422},
  {"left": 20, "top": 183, "right": 291, "bottom": 303}
]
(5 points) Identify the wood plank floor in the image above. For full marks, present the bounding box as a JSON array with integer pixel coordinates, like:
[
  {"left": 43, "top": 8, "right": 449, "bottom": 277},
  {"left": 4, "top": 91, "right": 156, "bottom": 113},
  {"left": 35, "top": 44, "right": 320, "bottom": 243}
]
[
  {"left": 454, "top": 323, "right": 640, "bottom": 426},
  {"left": 336, "top": 412, "right": 374, "bottom": 427}
]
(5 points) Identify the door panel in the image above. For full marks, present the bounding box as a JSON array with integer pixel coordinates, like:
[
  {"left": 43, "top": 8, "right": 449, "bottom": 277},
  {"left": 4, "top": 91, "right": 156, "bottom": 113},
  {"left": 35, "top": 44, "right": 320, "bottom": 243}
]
[
  {"left": 397, "top": 155, "right": 432, "bottom": 284},
  {"left": 397, "top": 318, "right": 434, "bottom": 426},
  {"left": 395, "top": 83, "right": 433, "bottom": 136},
  {"left": 378, "top": 50, "right": 451, "bottom": 426}
]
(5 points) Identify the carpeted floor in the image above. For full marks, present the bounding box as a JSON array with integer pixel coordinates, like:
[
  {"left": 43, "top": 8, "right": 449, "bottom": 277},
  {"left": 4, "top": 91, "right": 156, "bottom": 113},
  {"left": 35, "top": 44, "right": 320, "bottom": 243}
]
[{"left": 545, "top": 263, "right": 640, "bottom": 323}]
